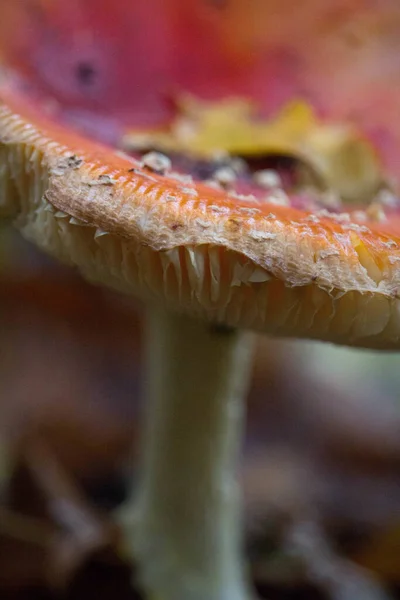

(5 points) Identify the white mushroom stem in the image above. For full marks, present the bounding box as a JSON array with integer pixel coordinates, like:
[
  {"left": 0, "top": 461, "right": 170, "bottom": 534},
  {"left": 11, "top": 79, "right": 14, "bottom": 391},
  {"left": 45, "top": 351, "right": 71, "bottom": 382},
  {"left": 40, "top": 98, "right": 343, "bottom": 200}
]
[{"left": 128, "top": 307, "right": 256, "bottom": 600}]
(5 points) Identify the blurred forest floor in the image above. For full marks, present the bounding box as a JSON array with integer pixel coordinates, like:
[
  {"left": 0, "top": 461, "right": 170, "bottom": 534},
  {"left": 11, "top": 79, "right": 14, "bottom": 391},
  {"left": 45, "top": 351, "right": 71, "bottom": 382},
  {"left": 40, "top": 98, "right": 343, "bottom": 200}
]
[{"left": 1, "top": 224, "right": 400, "bottom": 600}]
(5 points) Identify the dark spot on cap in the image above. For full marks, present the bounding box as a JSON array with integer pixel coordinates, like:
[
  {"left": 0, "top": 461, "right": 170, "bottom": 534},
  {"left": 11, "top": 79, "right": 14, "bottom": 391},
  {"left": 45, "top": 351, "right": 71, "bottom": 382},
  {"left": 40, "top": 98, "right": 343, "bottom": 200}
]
[
  {"left": 171, "top": 223, "right": 184, "bottom": 231},
  {"left": 76, "top": 62, "right": 97, "bottom": 86}
]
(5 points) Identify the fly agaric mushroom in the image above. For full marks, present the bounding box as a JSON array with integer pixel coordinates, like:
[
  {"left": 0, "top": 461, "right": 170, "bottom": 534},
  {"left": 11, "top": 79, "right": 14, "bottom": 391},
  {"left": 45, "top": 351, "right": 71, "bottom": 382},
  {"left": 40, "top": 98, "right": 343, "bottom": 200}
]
[
  {"left": 2, "top": 87, "right": 400, "bottom": 600},
  {"left": 2, "top": 2, "right": 400, "bottom": 599}
]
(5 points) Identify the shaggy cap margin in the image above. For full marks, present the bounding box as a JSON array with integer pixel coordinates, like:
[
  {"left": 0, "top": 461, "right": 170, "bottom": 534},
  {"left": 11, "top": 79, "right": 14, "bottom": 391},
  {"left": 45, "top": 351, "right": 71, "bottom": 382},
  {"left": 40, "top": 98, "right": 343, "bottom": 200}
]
[{"left": 1, "top": 90, "right": 400, "bottom": 348}]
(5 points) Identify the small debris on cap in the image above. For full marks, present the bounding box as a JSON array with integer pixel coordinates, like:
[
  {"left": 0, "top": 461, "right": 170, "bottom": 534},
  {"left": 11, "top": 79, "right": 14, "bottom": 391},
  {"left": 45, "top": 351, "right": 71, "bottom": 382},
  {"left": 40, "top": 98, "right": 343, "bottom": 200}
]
[
  {"left": 254, "top": 169, "right": 282, "bottom": 189},
  {"left": 180, "top": 186, "right": 198, "bottom": 197},
  {"left": 88, "top": 174, "right": 117, "bottom": 186},
  {"left": 366, "top": 201, "right": 387, "bottom": 222},
  {"left": 238, "top": 206, "right": 261, "bottom": 215},
  {"left": 319, "top": 190, "right": 342, "bottom": 210},
  {"left": 51, "top": 154, "right": 83, "bottom": 176},
  {"left": 316, "top": 209, "right": 350, "bottom": 222},
  {"left": 142, "top": 151, "right": 171, "bottom": 174},
  {"left": 203, "top": 179, "right": 222, "bottom": 190},
  {"left": 229, "top": 157, "right": 247, "bottom": 175},
  {"left": 333, "top": 213, "right": 351, "bottom": 222},
  {"left": 318, "top": 249, "right": 340, "bottom": 260},
  {"left": 265, "top": 189, "right": 290, "bottom": 207},
  {"left": 383, "top": 240, "right": 398, "bottom": 248},
  {"left": 195, "top": 218, "right": 211, "bottom": 229},
  {"left": 210, "top": 153, "right": 246, "bottom": 175},
  {"left": 213, "top": 166, "right": 237, "bottom": 189},
  {"left": 304, "top": 214, "right": 320, "bottom": 223},
  {"left": 249, "top": 230, "right": 277, "bottom": 242},
  {"left": 229, "top": 192, "right": 257, "bottom": 203},
  {"left": 351, "top": 210, "right": 368, "bottom": 222},
  {"left": 344, "top": 223, "right": 370, "bottom": 233},
  {"left": 374, "top": 188, "right": 399, "bottom": 208},
  {"left": 209, "top": 205, "right": 229, "bottom": 214},
  {"left": 65, "top": 154, "right": 83, "bottom": 169}
]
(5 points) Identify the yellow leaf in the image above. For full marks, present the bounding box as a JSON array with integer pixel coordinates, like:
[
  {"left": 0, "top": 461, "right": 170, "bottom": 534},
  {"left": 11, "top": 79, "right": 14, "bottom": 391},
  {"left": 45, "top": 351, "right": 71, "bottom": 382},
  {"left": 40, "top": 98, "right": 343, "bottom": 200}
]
[{"left": 121, "top": 95, "right": 384, "bottom": 203}]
